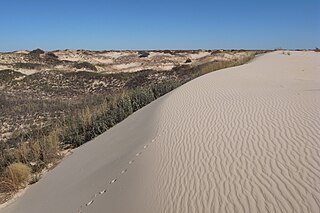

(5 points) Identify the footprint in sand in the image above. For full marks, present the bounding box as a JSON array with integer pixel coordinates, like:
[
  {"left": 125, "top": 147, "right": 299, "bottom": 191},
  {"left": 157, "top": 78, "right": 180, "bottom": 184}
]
[
  {"left": 99, "top": 189, "right": 107, "bottom": 194},
  {"left": 80, "top": 137, "right": 161, "bottom": 212},
  {"left": 77, "top": 135, "right": 165, "bottom": 212},
  {"left": 86, "top": 200, "right": 94, "bottom": 206}
]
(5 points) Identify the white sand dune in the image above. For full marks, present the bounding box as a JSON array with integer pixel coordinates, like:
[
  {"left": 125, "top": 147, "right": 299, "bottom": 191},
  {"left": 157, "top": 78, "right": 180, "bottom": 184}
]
[{"left": 1, "top": 51, "right": 320, "bottom": 213}]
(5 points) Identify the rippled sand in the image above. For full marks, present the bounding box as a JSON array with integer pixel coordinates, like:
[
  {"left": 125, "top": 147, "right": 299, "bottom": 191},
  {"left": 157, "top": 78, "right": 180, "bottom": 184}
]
[{"left": 2, "top": 51, "right": 319, "bottom": 213}]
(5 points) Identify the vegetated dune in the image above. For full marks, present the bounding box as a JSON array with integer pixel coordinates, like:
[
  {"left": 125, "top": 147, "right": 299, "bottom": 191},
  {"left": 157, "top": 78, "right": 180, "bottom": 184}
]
[
  {"left": 1, "top": 51, "right": 320, "bottom": 213},
  {"left": 0, "top": 49, "right": 250, "bottom": 75}
]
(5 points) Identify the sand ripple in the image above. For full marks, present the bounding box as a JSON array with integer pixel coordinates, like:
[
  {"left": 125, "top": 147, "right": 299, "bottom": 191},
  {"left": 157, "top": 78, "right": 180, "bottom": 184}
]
[
  {"left": 153, "top": 51, "right": 320, "bottom": 213},
  {"left": 2, "top": 51, "right": 319, "bottom": 213}
]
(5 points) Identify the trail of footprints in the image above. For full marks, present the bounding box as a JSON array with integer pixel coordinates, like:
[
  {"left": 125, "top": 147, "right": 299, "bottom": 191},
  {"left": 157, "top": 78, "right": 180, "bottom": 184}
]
[{"left": 77, "top": 134, "right": 161, "bottom": 213}]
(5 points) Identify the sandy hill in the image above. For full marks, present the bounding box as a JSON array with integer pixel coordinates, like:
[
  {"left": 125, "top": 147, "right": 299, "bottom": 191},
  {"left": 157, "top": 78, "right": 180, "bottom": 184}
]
[
  {"left": 1, "top": 51, "right": 319, "bottom": 213},
  {"left": 0, "top": 49, "right": 247, "bottom": 75}
]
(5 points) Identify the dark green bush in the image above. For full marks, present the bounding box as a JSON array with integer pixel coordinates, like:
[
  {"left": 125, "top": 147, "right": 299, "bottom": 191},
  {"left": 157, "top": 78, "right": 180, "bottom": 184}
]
[
  {"left": 13, "top": 63, "right": 43, "bottom": 69},
  {"left": 29, "top": 49, "right": 45, "bottom": 55},
  {"left": 73, "top": 62, "right": 97, "bottom": 71},
  {"left": 138, "top": 51, "right": 149, "bottom": 58},
  {"left": 0, "top": 70, "right": 25, "bottom": 83}
]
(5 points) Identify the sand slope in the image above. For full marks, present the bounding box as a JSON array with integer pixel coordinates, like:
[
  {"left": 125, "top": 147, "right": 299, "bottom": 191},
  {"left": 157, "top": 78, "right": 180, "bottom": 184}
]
[{"left": 1, "top": 51, "right": 320, "bottom": 213}]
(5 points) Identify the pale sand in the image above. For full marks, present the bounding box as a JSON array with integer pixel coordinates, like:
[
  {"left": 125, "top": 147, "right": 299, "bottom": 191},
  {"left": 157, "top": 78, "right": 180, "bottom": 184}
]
[{"left": 1, "top": 51, "right": 320, "bottom": 213}]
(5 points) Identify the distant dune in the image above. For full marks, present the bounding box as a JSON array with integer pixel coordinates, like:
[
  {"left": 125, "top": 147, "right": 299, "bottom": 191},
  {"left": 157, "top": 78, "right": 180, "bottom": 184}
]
[
  {"left": 1, "top": 51, "right": 319, "bottom": 213},
  {"left": 0, "top": 49, "right": 246, "bottom": 75}
]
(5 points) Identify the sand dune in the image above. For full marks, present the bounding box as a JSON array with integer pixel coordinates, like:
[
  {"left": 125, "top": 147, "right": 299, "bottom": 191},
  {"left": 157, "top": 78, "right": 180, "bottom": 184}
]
[{"left": 1, "top": 51, "right": 320, "bottom": 213}]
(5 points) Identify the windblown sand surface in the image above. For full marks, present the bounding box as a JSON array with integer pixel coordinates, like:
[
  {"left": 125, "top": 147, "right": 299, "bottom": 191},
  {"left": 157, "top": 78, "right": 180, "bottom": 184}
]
[{"left": 1, "top": 51, "right": 320, "bottom": 213}]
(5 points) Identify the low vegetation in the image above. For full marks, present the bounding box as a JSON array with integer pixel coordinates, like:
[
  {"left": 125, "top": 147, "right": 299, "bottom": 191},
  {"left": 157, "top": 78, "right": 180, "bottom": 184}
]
[
  {"left": 138, "top": 51, "right": 150, "bottom": 58},
  {"left": 13, "top": 63, "right": 43, "bottom": 70},
  {"left": 0, "top": 163, "right": 31, "bottom": 202},
  {"left": 0, "top": 50, "right": 266, "bottom": 202},
  {"left": 3, "top": 163, "right": 32, "bottom": 188},
  {"left": 29, "top": 48, "right": 45, "bottom": 56},
  {"left": 185, "top": 58, "right": 192, "bottom": 63},
  {"left": 73, "top": 62, "right": 97, "bottom": 71}
]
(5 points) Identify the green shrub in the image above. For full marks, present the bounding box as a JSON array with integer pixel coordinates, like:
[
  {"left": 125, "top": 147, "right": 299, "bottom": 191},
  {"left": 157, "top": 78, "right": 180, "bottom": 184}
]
[
  {"left": 73, "top": 62, "right": 97, "bottom": 71},
  {"left": 29, "top": 48, "right": 45, "bottom": 55},
  {"left": 13, "top": 63, "right": 43, "bottom": 69},
  {"left": 138, "top": 51, "right": 149, "bottom": 58},
  {"left": 125, "top": 70, "right": 151, "bottom": 88},
  {"left": 45, "top": 52, "right": 58, "bottom": 59},
  {"left": 185, "top": 58, "right": 192, "bottom": 63},
  {"left": 0, "top": 70, "right": 25, "bottom": 83}
]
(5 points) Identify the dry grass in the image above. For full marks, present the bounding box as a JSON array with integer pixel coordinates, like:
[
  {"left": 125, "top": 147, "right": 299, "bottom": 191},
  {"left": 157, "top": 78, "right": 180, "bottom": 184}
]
[
  {"left": 2, "top": 163, "right": 31, "bottom": 191},
  {"left": 0, "top": 163, "right": 31, "bottom": 203}
]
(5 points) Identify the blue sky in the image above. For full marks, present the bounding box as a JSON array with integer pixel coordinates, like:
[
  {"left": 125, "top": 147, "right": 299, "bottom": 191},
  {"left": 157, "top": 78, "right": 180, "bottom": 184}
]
[{"left": 0, "top": 0, "right": 319, "bottom": 51}]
